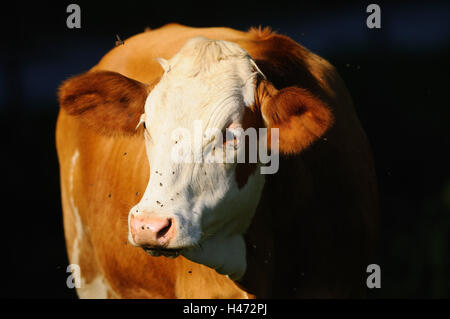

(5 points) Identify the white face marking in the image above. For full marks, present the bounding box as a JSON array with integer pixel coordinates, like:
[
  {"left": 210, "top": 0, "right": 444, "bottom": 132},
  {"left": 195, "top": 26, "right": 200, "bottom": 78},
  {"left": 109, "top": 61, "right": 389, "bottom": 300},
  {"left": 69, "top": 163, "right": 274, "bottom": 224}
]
[{"left": 128, "top": 38, "right": 265, "bottom": 277}]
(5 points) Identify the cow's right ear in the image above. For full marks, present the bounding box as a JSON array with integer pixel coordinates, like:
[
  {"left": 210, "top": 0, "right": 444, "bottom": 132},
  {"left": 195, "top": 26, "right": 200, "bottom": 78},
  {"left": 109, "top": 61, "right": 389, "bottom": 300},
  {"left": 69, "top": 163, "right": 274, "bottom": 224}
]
[{"left": 58, "top": 70, "right": 151, "bottom": 136}]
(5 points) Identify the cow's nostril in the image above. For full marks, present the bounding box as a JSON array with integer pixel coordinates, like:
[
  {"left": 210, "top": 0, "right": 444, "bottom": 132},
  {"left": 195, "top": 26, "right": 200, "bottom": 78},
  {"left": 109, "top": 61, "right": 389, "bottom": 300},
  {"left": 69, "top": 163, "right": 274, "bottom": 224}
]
[{"left": 156, "top": 218, "right": 172, "bottom": 239}]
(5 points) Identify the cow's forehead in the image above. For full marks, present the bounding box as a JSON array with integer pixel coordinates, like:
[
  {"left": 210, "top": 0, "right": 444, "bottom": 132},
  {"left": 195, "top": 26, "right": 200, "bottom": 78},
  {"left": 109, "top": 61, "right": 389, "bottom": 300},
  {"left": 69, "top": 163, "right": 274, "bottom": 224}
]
[{"left": 144, "top": 37, "right": 259, "bottom": 131}]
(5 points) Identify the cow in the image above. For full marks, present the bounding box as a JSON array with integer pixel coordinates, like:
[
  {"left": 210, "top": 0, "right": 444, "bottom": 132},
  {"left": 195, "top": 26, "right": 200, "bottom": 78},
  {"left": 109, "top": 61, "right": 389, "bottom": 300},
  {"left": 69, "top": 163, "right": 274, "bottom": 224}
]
[{"left": 56, "top": 23, "right": 379, "bottom": 298}]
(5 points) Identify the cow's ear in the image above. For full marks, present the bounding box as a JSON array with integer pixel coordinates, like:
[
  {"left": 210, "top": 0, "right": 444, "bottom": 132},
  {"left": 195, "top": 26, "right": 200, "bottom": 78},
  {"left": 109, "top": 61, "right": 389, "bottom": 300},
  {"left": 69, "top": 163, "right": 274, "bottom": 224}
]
[
  {"left": 256, "top": 79, "right": 334, "bottom": 154},
  {"left": 58, "top": 70, "right": 151, "bottom": 136}
]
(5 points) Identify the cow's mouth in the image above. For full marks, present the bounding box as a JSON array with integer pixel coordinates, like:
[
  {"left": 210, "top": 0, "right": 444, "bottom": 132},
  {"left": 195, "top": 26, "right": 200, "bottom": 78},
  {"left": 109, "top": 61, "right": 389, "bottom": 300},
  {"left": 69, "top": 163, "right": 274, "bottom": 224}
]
[{"left": 142, "top": 246, "right": 182, "bottom": 258}]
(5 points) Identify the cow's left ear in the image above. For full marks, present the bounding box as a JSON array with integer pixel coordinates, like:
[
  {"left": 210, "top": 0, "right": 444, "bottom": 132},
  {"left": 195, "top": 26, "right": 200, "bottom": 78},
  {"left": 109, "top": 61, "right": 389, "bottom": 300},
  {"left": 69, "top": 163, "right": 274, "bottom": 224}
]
[
  {"left": 256, "top": 79, "right": 334, "bottom": 154},
  {"left": 58, "top": 70, "right": 151, "bottom": 136}
]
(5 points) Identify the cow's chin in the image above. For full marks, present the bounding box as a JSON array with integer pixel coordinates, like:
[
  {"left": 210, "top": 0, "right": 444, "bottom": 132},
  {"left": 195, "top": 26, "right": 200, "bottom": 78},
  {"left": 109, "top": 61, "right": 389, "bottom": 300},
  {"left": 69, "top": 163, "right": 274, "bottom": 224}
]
[
  {"left": 127, "top": 234, "right": 191, "bottom": 259},
  {"left": 142, "top": 247, "right": 182, "bottom": 258}
]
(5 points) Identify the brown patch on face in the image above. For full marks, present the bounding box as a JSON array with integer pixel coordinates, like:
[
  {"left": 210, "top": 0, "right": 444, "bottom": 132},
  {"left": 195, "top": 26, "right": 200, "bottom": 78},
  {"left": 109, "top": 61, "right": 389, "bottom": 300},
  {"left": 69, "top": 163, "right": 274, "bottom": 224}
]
[{"left": 234, "top": 106, "right": 263, "bottom": 189}]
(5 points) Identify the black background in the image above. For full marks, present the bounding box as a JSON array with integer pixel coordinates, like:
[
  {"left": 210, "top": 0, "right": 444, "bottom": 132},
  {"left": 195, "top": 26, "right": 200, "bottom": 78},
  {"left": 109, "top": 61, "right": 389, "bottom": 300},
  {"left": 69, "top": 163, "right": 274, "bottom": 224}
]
[{"left": 1, "top": 0, "right": 449, "bottom": 298}]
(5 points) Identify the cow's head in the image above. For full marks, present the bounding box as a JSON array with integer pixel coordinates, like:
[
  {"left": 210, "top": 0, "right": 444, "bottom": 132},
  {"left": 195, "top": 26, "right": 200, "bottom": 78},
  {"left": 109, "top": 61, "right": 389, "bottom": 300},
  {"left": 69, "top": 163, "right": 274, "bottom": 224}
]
[{"left": 58, "top": 37, "right": 333, "bottom": 280}]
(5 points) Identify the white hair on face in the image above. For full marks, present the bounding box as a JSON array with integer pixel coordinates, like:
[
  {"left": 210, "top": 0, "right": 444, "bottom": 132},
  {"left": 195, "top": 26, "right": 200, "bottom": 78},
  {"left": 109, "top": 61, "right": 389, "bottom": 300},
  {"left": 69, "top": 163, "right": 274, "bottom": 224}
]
[
  {"left": 151, "top": 36, "right": 265, "bottom": 111},
  {"left": 131, "top": 37, "right": 267, "bottom": 279},
  {"left": 161, "top": 36, "right": 264, "bottom": 80}
]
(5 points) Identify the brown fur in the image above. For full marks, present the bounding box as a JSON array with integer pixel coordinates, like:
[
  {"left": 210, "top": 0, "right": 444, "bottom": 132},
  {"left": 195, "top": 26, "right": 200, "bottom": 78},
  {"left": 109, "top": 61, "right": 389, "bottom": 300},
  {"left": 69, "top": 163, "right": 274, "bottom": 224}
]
[
  {"left": 56, "top": 24, "right": 378, "bottom": 298},
  {"left": 255, "top": 78, "right": 333, "bottom": 154},
  {"left": 58, "top": 71, "right": 152, "bottom": 136}
]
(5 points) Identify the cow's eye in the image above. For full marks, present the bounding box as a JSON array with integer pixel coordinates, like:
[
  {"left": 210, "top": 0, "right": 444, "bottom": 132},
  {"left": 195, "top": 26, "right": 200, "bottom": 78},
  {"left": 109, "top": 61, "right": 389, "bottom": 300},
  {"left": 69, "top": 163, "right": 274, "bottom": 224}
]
[
  {"left": 143, "top": 122, "right": 147, "bottom": 129},
  {"left": 223, "top": 129, "right": 239, "bottom": 149}
]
